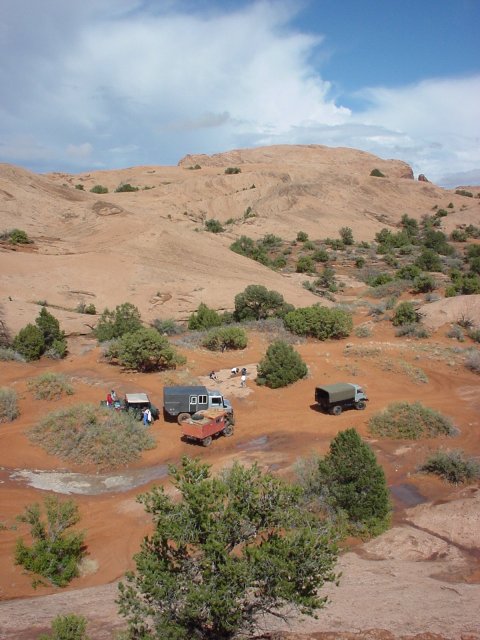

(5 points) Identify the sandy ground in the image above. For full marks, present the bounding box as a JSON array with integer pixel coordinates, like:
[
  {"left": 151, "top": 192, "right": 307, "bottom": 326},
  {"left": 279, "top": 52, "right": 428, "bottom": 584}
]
[{"left": 1, "top": 146, "right": 480, "bottom": 639}]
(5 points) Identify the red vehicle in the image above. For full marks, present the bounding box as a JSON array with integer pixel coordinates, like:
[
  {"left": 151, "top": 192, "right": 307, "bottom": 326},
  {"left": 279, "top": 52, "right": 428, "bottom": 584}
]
[{"left": 181, "top": 409, "right": 234, "bottom": 447}]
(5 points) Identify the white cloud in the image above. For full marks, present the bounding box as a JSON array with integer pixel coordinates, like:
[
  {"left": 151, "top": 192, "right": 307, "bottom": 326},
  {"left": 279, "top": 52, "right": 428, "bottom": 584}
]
[{"left": 0, "top": 0, "right": 478, "bottom": 184}]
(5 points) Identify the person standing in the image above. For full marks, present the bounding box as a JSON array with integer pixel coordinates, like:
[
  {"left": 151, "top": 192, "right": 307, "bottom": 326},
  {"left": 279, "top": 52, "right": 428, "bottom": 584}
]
[
  {"left": 240, "top": 373, "right": 246, "bottom": 387},
  {"left": 106, "top": 392, "right": 113, "bottom": 407},
  {"left": 143, "top": 407, "right": 152, "bottom": 426}
]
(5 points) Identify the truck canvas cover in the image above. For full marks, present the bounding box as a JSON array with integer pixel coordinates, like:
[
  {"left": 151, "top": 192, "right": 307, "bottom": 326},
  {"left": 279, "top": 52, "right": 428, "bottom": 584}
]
[{"left": 315, "top": 383, "right": 355, "bottom": 403}]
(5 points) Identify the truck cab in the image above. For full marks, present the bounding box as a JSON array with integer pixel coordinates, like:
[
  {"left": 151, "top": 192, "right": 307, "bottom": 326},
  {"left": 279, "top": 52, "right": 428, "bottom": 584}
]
[{"left": 163, "top": 385, "right": 234, "bottom": 424}]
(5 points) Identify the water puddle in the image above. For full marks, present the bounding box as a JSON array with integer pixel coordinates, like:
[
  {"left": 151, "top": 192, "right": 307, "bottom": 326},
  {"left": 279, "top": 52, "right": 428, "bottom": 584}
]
[
  {"left": 9, "top": 464, "right": 169, "bottom": 496},
  {"left": 390, "top": 482, "right": 427, "bottom": 507}
]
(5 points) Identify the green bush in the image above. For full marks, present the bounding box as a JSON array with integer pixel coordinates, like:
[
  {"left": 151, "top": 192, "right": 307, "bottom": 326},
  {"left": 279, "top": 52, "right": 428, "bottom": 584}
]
[
  {"left": 355, "top": 256, "right": 365, "bottom": 268},
  {"left": 118, "top": 458, "right": 338, "bottom": 640},
  {"left": 415, "top": 248, "right": 443, "bottom": 271},
  {"left": 13, "top": 324, "right": 45, "bottom": 360},
  {"left": 419, "top": 450, "right": 480, "bottom": 484},
  {"left": 392, "top": 301, "right": 419, "bottom": 326},
  {"left": 0, "top": 387, "right": 19, "bottom": 422},
  {"left": 204, "top": 218, "right": 224, "bottom": 233},
  {"left": 284, "top": 305, "right": 353, "bottom": 340},
  {"left": 301, "top": 429, "right": 391, "bottom": 537},
  {"left": 450, "top": 229, "right": 467, "bottom": 242},
  {"left": 75, "top": 184, "right": 84, "bottom": 190},
  {"left": 369, "top": 402, "right": 455, "bottom": 439},
  {"left": 115, "top": 183, "right": 139, "bottom": 192},
  {"left": 202, "top": 326, "right": 247, "bottom": 351},
  {"left": 339, "top": 227, "right": 354, "bottom": 245},
  {"left": 28, "top": 372, "right": 74, "bottom": 400},
  {"left": 106, "top": 328, "right": 185, "bottom": 372},
  {"left": 455, "top": 189, "right": 473, "bottom": 197},
  {"left": 296, "top": 255, "right": 316, "bottom": 273},
  {"left": 89, "top": 184, "right": 108, "bottom": 194},
  {"left": 234, "top": 285, "right": 287, "bottom": 321},
  {"left": 370, "top": 168, "right": 385, "bottom": 177},
  {"left": 152, "top": 318, "right": 185, "bottom": 335},
  {"left": 8, "top": 228, "right": 33, "bottom": 244},
  {"left": 397, "top": 264, "right": 421, "bottom": 280},
  {"left": 313, "top": 248, "right": 329, "bottom": 263},
  {"left": 467, "top": 328, "right": 480, "bottom": 343},
  {"left": 256, "top": 340, "right": 307, "bottom": 388},
  {"left": 29, "top": 403, "right": 156, "bottom": 469},
  {"left": 412, "top": 273, "right": 436, "bottom": 293},
  {"left": 15, "top": 496, "right": 85, "bottom": 587},
  {"left": 76, "top": 302, "right": 97, "bottom": 315},
  {"left": 39, "top": 614, "right": 90, "bottom": 640},
  {"left": 368, "top": 273, "right": 393, "bottom": 287},
  {"left": 394, "top": 323, "right": 430, "bottom": 338},
  {"left": 224, "top": 166, "right": 241, "bottom": 174},
  {"left": 95, "top": 302, "right": 142, "bottom": 342},
  {"left": 188, "top": 303, "right": 223, "bottom": 331},
  {"left": 465, "top": 349, "right": 480, "bottom": 374},
  {"left": 296, "top": 231, "right": 308, "bottom": 242},
  {"left": 354, "top": 324, "right": 373, "bottom": 338}
]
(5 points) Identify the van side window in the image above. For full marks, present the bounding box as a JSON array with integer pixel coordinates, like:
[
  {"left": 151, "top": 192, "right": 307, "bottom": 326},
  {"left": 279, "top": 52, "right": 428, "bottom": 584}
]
[
  {"left": 189, "top": 396, "right": 198, "bottom": 404},
  {"left": 198, "top": 395, "right": 207, "bottom": 404},
  {"left": 210, "top": 397, "right": 221, "bottom": 406}
]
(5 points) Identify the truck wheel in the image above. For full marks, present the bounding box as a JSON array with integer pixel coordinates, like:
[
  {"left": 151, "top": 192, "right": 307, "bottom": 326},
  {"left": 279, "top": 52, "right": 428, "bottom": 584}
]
[
  {"left": 356, "top": 401, "right": 366, "bottom": 410},
  {"left": 223, "top": 425, "right": 234, "bottom": 437},
  {"left": 332, "top": 405, "right": 342, "bottom": 416},
  {"left": 177, "top": 412, "right": 191, "bottom": 425},
  {"left": 202, "top": 436, "right": 212, "bottom": 447}
]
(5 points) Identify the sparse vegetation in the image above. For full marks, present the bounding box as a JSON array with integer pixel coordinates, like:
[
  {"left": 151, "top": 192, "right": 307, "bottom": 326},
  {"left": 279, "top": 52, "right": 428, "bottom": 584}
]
[
  {"left": 392, "top": 301, "right": 420, "bottom": 326},
  {"left": 419, "top": 449, "right": 480, "bottom": 484},
  {"left": 15, "top": 496, "right": 85, "bottom": 587},
  {"left": 152, "top": 318, "right": 185, "bottom": 336},
  {"left": 115, "top": 183, "right": 139, "bottom": 192},
  {"left": 224, "top": 166, "right": 241, "bottom": 174},
  {"left": 75, "top": 302, "right": 97, "bottom": 315},
  {"left": 455, "top": 189, "right": 473, "bottom": 197},
  {"left": 0, "top": 387, "right": 19, "bottom": 422},
  {"left": 284, "top": 305, "right": 353, "bottom": 340},
  {"left": 204, "top": 218, "right": 224, "bottom": 233},
  {"left": 38, "top": 614, "right": 90, "bottom": 640},
  {"left": 28, "top": 372, "right": 74, "bottom": 400},
  {"left": 29, "top": 403, "right": 155, "bottom": 469},
  {"left": 369, "top": 402, "right": 455, "bottom": 439},
  {"left": 256, "top": 340, "right": 307, "bottom": 388},
  {"left": 395, "top": 323, "right": 430, "bottom": 339},
  {"left": 188, "top": 303, "right": 223, "bottom": 331},
  {"left": 370, "top": 168, "right": 385, "bottom": 177},
  {"left": 95, "top": 302, "right": 142, "bottom": 342},
  {"left": 7, "top": 228, "right": 33, "bottom": 244},
  {"left": 465, "top": 349, "right": 480, "bottom": 374}
]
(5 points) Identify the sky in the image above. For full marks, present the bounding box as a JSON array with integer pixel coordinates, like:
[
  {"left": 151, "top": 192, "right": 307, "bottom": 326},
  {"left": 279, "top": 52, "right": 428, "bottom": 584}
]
[{"left": 0, "top": 0, "right": 479, "bottom": 186}]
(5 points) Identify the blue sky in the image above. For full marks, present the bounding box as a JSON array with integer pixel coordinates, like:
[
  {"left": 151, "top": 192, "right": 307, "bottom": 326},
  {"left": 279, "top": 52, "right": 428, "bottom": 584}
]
[{"left": 0, "top": 0, "right": 479, "bottom": 186}]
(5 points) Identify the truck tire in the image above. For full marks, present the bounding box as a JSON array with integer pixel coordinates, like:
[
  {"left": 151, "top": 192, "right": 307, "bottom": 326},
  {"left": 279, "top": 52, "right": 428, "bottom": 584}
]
[
  {"left": 177, "top": 412, "right": 191, "bottom": 425},
  {"left": 332, "top": 405, "right": 342, "bottom": 416},
  {"left": 223, "top": 425, "right": 234, "bottom": 437},
  {"left": 355, "top": 401, "right": 366, "bottom": 410},
  {"left": 202, "top": 436, "right": 213, "bottom": 447}
]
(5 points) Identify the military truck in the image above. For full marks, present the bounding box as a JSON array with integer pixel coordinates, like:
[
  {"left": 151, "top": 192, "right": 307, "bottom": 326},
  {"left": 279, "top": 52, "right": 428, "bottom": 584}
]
[
  {"left": 315, "top": 383, "right": 368, "bottom": 415},
  {"left": 163, "top": 385, "right": 234, "bottom": 424},
  {"left": 181, "top": 409, "right": 234, "bottom": 447}
]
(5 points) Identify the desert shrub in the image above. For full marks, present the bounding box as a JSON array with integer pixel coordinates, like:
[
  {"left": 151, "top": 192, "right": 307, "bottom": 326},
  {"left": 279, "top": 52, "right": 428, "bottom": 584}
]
[
  {"left": 355, "top": 256, "right": 365, "bottom": 268},
  {"left": 13, "top": 324, "right": 45, "bottom": 360},
  {"left": 15, "top": 496, "right": 85, "bottom": 587},
  {"left": 271, "top": 254, "right": 287, "bottom": 269},
  {"left": 368, "top": 273, "right": 393, "bottom": 287},
  {"left": 256, "top": 340, "right": 307, "bottom": 388},
  {"left": 435, "top": 208, "right": 448, "bottom": 218},
  {"left": 188, "top": 303, "right": 223, "bottom": 331},
  {"left": 152, "top": 318, "right": 185, "bottom": 336},
  {"left": 324, "top": 238, "right": 345, "bottom": 250},
  {"left": 106, "top": 328, "right": 185, "bottom": 372},
  {"left": 367, "top": 279, "right": 410, "bottom": 299},
  {"left": 303, "top": 240, "right": 316, "bottom": 250},
  {"left": 469, "top": 257, "right": 480, "bottom": 275},
  {"left": 115, "top": 183, "right": 139, "bottom": 192},
  {"left": 400, "top": 214, "right": 419, "bottom": 239},
  {"left": 76, "top": 302, "right": 97, "bottom": 315},
  {"left": 296, "top": 230, "right": 308, "bottom": 242},
  {"left": 8, "top": 228, "right": 33, "bottom": 244},
  {"left": 446, "top": 325, "right": 465, "bottom": 342},
  {"left": 204, "top": 218, "right": 224, "bottom": 233},
  {"left": 394, "top": 323, "right": 430, "bottom": 339},
  {"left": 339, "top": 227, "right": 354, "bottom": 245},
  {"left": 370, "top": 168, "right": 385, "bottom": 177},
  {"left": 0, "top": 347, "right": 25, "bottom": 362},
  {"left": 0, "top": 387, "right": 19, "bottom": 422},
  {"left": 28, "top": 372, "right": 74, "bottom": 400},
  {"left": 32, "top": 307, "right": 68, "bottom": 359},
  {"left": 299, "top": 429, "right": 391, "bottom": 537},
  {"left": 455, "top": 189, "right": 473, "bottom": 197},
  {"left": 202, "top": 326, "right": 247, "bottom": 351},
  {"left": 412, "top": 273, "right": 436, "bottom": 293},
  {"left": 29, "top": 403, "right": 155, "bottom": 469},
  {"left": 75, "top": 184, "right": 84, "bottom": 190},
  {"left": 354, "top": 324, "right": 373, "bottom": 338},
  {"left": 95, "top": 302, "right": 142, "bottom": 341},
  {"left": 465, "top": 224, "right": 480, "bottom": 238},
  {"left": 90, "top": 184, "right": 108, "bottom": 194},
  {"left": 284, "top": 305, "right": 353, "bottom": 340},
  {"left": 234, "top": 285, "right": 288, "bottom": 321},
  {"left": 230, "top": 235, "right": 270, "bottom": 266},
  {"left": 448, "top": 272, "right": 480, "bottom": 295},
  {"left": 419, "top": 450, "right": 480, "bottom": 484},
  {"left": 224, "top": 166, "right": 241, "bottom": 174},
  {"left": 450, "top": 229, "right": 467, "bottom": 242},
  {"left": 39, "top": 614, "right": 90, "bottom": 640},
  {"left": 467, "top": 328, "right": 480, "bottom": 343},
  {"left": 369, "top": 402, "right": 455, "bottom": 439},
  {"left": 392, "top": 301, "right": 419, "bottom": 326},
  {"left": 415, "top": 248, "right": 443, "bottom": 271},
  {"left": 296, "top": 255, "right": 316, "bottom": 273},
  {"left": 396, "top": 264, "right": 421, "bottom": 280},
  {"left": 465, "top": 349, "right": 480, "bottom": 374},
  {"left": 421, "top": 229, "right": 454, "bottom": 256}
]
